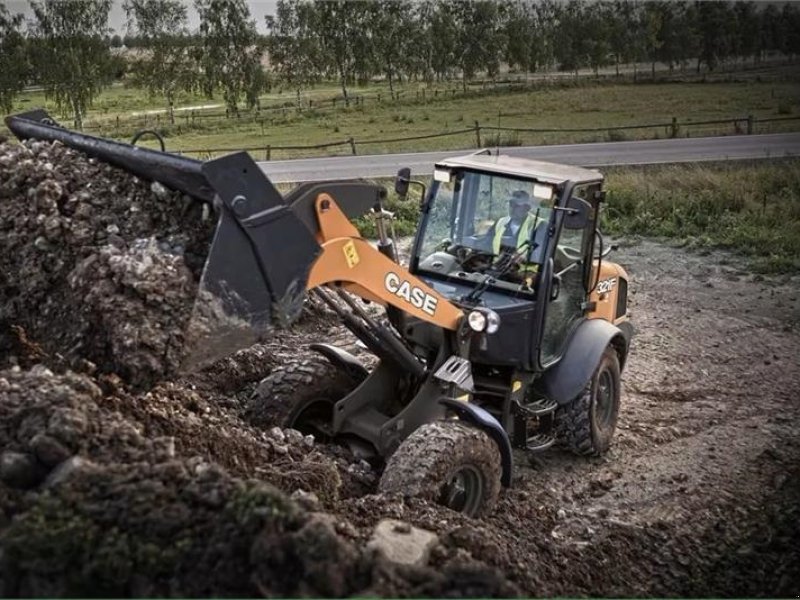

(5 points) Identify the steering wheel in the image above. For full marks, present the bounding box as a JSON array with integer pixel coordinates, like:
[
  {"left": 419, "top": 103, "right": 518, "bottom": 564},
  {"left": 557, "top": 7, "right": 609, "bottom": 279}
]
[{"left": 459, "top": 249, "right": 495, "bottom": 272}]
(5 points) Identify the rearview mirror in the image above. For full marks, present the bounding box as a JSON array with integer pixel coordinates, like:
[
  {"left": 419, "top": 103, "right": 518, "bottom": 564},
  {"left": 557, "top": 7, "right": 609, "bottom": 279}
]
[
  {"left": 563, "top": 196, "right": 591, "bottom": 230},
  {"left": 395, "top": 167, "right": 411, "bottom": 198}
]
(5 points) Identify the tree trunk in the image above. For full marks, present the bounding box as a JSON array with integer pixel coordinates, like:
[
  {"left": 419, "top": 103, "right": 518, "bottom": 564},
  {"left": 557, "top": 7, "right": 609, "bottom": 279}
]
[
  {"left": 615, "top": 55, "right": 620, "bottom": 77},
  {"left": 651, "top": 60, "right": 655, "bottom": 79},
  {"left": 338, "top": 63, "right": 349, "bottom": 106},
  {"left": 387, "top": 68, "right": 394, "bottom": 100},
  {"left": 72, "top": 97, "right": 82, "bottom": 130},
  {"left": 167, "top": 92, "right": 175, "bottom": 125}
]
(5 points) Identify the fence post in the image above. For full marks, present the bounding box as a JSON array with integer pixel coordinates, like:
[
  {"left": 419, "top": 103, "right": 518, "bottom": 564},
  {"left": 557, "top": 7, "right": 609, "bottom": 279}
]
[
  {"left": 348, "top": 137, "right": 357, "bottom": 155},
  {"left": 474, "top": 121, "right": 482, "bottom": 147},
  {"left": 115, "top": 115, "right": 120, "bottom": 135},
  {"left": 747, "top": 114, "right": 754, "bottom": 135},
  {"left": 265, "top": 145, "right": 271, "bottom": 161},
  {"left": 671, "top": 117, "right": 679, "bottom": 138},
  {"left": 191, "top": 110, "right": 195, "bottom": 125}
]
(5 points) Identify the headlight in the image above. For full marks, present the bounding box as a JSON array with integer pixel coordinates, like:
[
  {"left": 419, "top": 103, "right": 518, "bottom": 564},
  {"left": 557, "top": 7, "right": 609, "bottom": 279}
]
[
  {"left": 467, "top": 310, "right": 487, "bottom": 332},
  {"left": 485, "top": 310, "right": 501, "bottom": 334},
  {"left": 467, "top": 309, "right": 501, "bottom": 334}
]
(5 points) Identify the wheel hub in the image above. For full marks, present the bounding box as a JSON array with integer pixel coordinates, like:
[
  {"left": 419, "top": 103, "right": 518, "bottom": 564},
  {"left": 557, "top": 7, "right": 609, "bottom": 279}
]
[
  {"left": 439, "top": 466, "right": 484, "bottom": 516},
  {"left": 595, "top": 369, "right": 615, "bottom": 427}
]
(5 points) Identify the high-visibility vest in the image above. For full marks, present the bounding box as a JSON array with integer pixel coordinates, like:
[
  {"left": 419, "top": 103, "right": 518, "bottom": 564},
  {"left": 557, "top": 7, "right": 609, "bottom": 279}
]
[{"left": 492, "top": 214, "right": 534, "bottom": 255}]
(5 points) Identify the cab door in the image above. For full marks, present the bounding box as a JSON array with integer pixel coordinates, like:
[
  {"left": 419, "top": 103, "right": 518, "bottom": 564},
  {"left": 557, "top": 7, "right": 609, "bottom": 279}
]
[{"left": 539, "top": 182, "right": 600, "bottom": 367}]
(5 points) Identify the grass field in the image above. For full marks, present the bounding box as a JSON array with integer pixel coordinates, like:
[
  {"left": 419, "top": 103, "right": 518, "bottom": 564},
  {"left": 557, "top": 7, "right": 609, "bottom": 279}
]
[
  {"left": 354, "top": 160, "right": 800, "bottom": 273},
  {"left": 9, "top": 66, "right": 800, "bottom": 159},
  {"left": 131, "top": 80, "right": 800, "bottom": 158}
]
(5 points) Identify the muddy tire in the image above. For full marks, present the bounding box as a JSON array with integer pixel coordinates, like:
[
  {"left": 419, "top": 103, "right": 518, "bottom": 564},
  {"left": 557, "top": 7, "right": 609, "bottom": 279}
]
[
  {"left": 379, "top": 421, "right": 502, "bottom": 517},
  {"left": 245, "top": 356, "right": 357, "bottom": 436},
  {"left": 554, "top": 347, "right": 621, "bottom": 456}
]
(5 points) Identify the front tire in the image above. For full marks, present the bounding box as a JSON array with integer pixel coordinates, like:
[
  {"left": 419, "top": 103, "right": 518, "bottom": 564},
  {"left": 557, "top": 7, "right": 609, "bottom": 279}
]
[
  {"left": 244, "top": 357, "right": 358, "bottom": 437},
  {"left": 554, "top": 347, "right": 621, "bottom": 456},
  {"left": 378, "top": 421, "right": 502, "bottom": 517}
]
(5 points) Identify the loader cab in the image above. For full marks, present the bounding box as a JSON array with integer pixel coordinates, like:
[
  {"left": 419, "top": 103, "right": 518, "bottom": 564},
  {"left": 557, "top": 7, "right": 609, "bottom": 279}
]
[{"left": 407, "top": 153, "right": 604, "bottom": 372}]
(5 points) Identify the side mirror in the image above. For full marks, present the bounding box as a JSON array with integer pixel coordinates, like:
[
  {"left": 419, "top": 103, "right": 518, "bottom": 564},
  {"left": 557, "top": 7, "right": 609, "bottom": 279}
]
[
  {"left": 563, "top": 196, "right": 591, "bottom": 230},
  {"left": 395, "top": 167, "right": 411, "bottom": 199}
]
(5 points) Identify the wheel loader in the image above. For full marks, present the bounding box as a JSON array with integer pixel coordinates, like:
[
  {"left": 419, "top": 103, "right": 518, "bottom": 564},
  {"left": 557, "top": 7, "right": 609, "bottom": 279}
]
[{"left": 6, "top": 110, "right": 633, "bottom": 517}]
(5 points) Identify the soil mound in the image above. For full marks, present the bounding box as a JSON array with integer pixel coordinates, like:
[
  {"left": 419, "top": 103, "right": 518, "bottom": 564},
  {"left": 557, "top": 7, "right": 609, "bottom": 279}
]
[{"left": 0, "top": 139, "right": 214, "bottom": 386}]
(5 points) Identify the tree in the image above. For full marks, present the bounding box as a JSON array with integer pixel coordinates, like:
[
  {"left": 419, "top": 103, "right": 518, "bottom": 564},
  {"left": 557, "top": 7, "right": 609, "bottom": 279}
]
[
  {"left": 124, "top": 0, "right": 196, "bottom": 123},
  {"left": 606, "top": 0, "right": 642, "bottom": 77},
  {"left": 780, "top": 3, "right": 800, "bottom": 59},
  {"left": 195, "top": 0, "right": 265, "bottom": 115},
  {"left": 695, "top": 1, "right": 736, "bottom": 72},
  {"left": 369, "top": 1, "right": 414, "bottom": 98},
  {"left": 313, "top": 1, "right": 368, "bottom": 104},
  {"left": 584, "top": 2, "right": 612, "bottom": 76},
  {"left": 268, "top": 0, "right": 322, "bottom": 104},
  {"left": 554, "top": 0, "right": 588, "bottom": 76},
  {"left": 642, "top": 1, "right": 664, "bottom": 78},
  {"left": 29, "top": 0, "right": 114, "bottom": 129},
  {"left": 451, "top": 1, "right": 505, "bottom": 91},
  {"left": 0, "top": 4, "right": 28, "bottom": 114},
  {"left": 428, "top": 1, "right": 458, "bottom": 82},
  {"left": 504, "top": 1, "right": 531, "bottom": 75}
]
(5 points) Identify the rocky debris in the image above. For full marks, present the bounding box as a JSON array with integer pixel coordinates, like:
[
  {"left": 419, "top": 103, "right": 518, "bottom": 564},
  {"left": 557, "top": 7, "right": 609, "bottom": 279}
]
[
  {"left": 0, "top": 139, "right": 214, "bottom": 385},
  {"left": 368, "top": 519, "right": 439, "bottom": 567}
]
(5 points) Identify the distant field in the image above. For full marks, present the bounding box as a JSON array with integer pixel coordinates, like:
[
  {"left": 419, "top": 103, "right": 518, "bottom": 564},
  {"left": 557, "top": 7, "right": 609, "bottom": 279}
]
[
  {"left": 8, "top": 65, "right": 800, "bottom": 159},
  {"left": 160, "top": 80, "right": 799, "bottom": 158}
]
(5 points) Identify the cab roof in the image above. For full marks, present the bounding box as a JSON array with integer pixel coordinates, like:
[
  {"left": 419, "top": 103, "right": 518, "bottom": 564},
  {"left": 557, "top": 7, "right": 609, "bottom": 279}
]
[{"left": 436, "top": 152, "right": 603, "bottom": 186}]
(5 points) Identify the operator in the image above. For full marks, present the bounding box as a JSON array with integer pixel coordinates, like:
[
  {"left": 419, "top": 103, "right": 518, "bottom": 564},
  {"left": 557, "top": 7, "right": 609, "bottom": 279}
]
[{"left": 484, "top": 189, "right": 537, "bottom": 255}]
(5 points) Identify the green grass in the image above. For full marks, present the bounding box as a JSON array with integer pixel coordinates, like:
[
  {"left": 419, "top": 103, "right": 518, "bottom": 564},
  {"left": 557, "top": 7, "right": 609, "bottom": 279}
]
[
  {"left": 351, "top": 160, "right": 800, "bottom": 273},
  {"left": 10, "top": 76, "right": 800, "bottom": 159},
  {"left": 602, "top": 160, "right": 800, "bottom": 273},
  {"left": 144, "top": 80, "right": 800, "bottom": 158}
]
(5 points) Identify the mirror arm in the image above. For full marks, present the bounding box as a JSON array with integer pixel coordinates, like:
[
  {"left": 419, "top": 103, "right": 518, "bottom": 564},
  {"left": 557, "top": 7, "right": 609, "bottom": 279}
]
[{"left": 405, "top": 179, "right": 428, "bottom": 208}]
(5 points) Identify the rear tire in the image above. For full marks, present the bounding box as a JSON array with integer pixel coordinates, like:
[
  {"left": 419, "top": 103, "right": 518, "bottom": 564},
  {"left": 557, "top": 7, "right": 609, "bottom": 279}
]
[
  {"left": 378, "top": 421, "right": 502, "bottom": 517},
  {"left": 244, "top": 356, "right": 357, "bottom": 436},
  {"left": 554, "top": 347, "right": 621, "bottom": 456}
]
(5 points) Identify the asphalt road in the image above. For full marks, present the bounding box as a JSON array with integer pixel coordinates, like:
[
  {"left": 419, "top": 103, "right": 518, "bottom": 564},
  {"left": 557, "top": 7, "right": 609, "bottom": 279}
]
[{"left": 258, "top": 132, "right": 800, "bottom": 183}]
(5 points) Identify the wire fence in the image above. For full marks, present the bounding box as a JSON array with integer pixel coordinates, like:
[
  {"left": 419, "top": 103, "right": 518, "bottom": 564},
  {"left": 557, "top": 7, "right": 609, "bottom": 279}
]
[
  {"left": 166, "top": 114, "right": 800, "bottom": 161},
  {"left": 78, "top": 59, "right": 797, "bottom": 137}
]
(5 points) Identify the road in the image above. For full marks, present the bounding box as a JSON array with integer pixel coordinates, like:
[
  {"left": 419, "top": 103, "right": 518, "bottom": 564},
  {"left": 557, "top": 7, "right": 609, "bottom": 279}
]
[{"left": 258, "top": 133, "right": 800, "bottom": 183}]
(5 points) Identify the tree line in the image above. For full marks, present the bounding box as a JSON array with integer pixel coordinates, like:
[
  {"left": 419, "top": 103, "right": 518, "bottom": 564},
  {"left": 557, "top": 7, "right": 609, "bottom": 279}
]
[{"left": 1, "top": 0, "right": 798, "bottom": 129}]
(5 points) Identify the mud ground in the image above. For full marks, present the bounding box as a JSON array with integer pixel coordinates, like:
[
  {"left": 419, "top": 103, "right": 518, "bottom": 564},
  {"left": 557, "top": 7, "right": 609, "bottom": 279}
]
[{"left": 1, "top": 140, "right": 798, "bottom": 597}]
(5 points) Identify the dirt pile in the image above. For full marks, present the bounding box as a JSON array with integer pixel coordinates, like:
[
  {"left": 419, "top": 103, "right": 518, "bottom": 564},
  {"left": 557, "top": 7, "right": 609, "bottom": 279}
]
[
  {"left": 0, "top": 139, "right": 215, "bottom": 386},
  {"left": 0, "top": 366, "right": 517, "bottom": 597}
]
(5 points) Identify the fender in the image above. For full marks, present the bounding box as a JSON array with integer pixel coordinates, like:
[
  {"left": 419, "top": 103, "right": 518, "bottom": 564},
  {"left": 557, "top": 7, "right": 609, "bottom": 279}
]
[
  {"left": 536, "top": 318, "right": 630, "bottom": 405},
  {"left": 439, "top": 398, "right": 513, "bottom": 487},
  {"left": 309, "top": 343, "right": 369, "bottom": 383}
]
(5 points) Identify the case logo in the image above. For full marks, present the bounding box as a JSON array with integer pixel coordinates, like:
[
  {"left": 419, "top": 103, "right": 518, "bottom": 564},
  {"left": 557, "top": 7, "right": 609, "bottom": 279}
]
[{"left": 384, "top": 272, "right": 438, "bottom": 316}]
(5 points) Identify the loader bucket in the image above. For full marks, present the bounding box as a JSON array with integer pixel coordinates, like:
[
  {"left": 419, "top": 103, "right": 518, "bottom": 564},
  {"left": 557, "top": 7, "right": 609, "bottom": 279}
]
[
  {"left": 6, "top": 110, "right": 321, "bottom": 371},
  {"left": 183, "top": 152, "right": 321, "bottom": 370}
]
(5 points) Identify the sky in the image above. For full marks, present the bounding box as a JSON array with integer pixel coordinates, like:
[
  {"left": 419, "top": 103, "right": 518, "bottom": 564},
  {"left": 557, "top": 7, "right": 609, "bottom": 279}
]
[{"left": 5, "top": 0, "right": 280, "bottom": 34}]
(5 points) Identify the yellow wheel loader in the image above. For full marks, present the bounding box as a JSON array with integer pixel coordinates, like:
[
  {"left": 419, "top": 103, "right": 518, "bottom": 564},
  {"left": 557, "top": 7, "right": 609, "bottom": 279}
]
[{"left": 7, "top": 110, "right": 632, "bottom": 517}]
